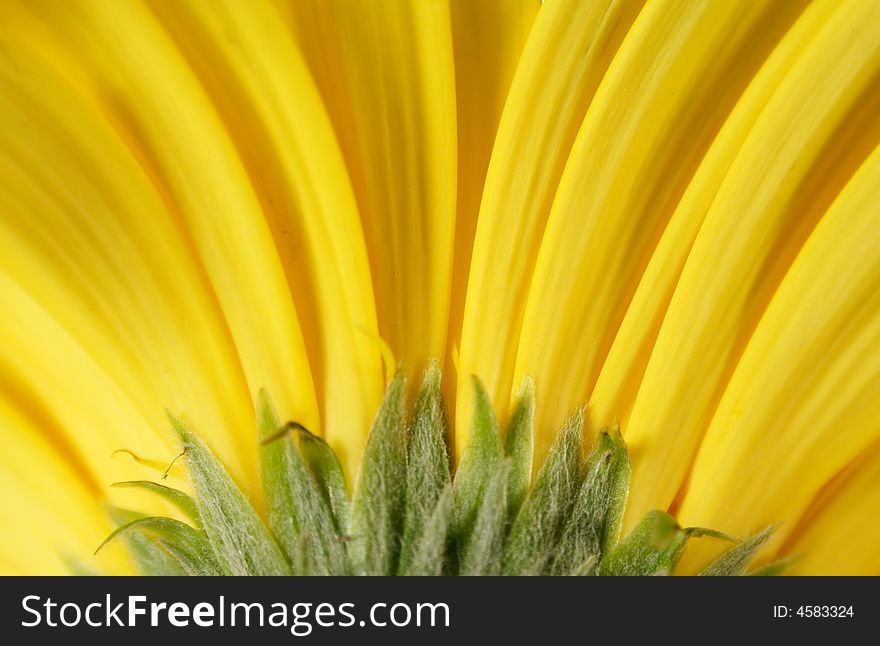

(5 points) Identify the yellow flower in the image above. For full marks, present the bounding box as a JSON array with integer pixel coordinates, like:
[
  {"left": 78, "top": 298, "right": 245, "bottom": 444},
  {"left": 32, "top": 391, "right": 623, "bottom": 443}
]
[{"left": 0, "top": 0, "right": 878, "bottom": 575}]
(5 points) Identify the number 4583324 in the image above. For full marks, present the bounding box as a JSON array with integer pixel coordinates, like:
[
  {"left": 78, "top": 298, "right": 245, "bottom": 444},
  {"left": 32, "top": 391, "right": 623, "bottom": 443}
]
[{"left": 796, "top": 606, "right": 854, "bottom": 618}]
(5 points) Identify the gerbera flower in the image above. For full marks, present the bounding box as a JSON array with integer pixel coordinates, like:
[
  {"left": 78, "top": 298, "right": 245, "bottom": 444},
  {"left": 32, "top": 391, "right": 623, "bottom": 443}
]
[{"left": 0, "top": 0, "right": 877, "bottom": 575}]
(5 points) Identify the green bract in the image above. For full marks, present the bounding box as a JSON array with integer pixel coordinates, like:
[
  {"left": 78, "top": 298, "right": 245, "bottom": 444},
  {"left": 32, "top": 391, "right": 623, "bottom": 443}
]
[{"left": 98, "top": 361, "right": 783, "bottom": 576}]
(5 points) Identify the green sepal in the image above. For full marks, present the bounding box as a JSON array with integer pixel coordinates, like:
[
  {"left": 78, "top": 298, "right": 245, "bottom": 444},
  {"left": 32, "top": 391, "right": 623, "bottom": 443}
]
[
  {"left": 552, "top": 425, "right": 630, "bottom": 574},
  {"left": 111, "top": 366, "right": 786, "bottom": 578},
  {"left": 598, "top": 510, "right": 688, "bottom": 576},
  {"left": 257, "top": 392, "right": 348, "bottom": 575},
  {"left": 571, "top": 555, "right": 599, "bottom": 576},
  {"left": 97, "top": 513, "right": 221, "bottom": 576},
  {"left": 686, "top": 527, "right": 739, "bottom": 543},
  {"left": 700, "top": 524, "right": 779, "bottom": 576},
  {"left": 110, "top": 481, "right": 200, "bottom": 526},
  {"left": 398, "top": 361, "right": 451, "bottom": 575},
  {"left": 458, "top": 461, "right": 511, "bottom": 576},
  {"left": 61, "top": 555, "right": 104, "bottom": 576},
  {"left": 297, "top": 430, "right": 351, "bottom": 534},
  {"left": 502, "top": 411, "right": 584, "bottom": 575},
  {"left": 350, "top": 369, "right": 408, "bottom": 575},
  {"left": 107, "top": 508, "right": 186, "bottom": 576},
  {"left": 258, "top": 391, "right": 301, "bottom": 559},
  {"left": 399, "top": 484, "right": 455, "bottom": 576},
  {"left": 453, "top": 377, "right": 504, "bottom": 541},
  {"left": 171, "top": 414, "right": 290, "bottom": 575},
  {"left": 504, "top": 377, "right": 534, "bottom": 521},
  {"left": 749, "top": 556, "right": 795, "bottom": 576},
  {"left": 283, "top": 434, "right": 349, "bottom": 575}
]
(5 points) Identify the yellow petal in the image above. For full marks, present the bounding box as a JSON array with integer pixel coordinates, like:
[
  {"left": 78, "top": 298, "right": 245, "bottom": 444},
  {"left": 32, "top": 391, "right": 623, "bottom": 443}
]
[
  {"left": 514, "top": 0, "right": 807, "bottom": 462},
  {"left": 588, "top": 0, "right": 836, "bottom": 433},
  {"left": 0, "top": 272, "right": 177, "bottom": 496},
  {"left": 0, "top": 29, "right": 257, "bottom": 492},
  {"left": 444, "top": 0, "right": 539, "bottom": 410},
  {"left": 281, "top": 0, "right": 457, "bottom": 378},
  {"left": 675, "top": 141, "right": 880, "bottom": 560},
  {"left": 0, "top": 395, "right": 157, "bottom": 574},
  {"left": 456, "top": 0, "right": 644, "bottom": 457},
  {"left": 782, "top": 443, "right": 880, "bottom": 576},
  {"left": 623, "top": 0, "right": 880, "bottom": 528},
  {"left": 4, "top": 0, "right": 320, "bottom": 436},
  {"left": 147, "top": 0, "right": 383, "bottom": 481}
]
